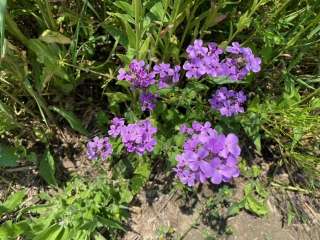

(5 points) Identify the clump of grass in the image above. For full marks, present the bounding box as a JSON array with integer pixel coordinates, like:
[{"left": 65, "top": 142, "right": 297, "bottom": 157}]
[{"left": 243, "top": 87, "right": 320, "bottom": 189}]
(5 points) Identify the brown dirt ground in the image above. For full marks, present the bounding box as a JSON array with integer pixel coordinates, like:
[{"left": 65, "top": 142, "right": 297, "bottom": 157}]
[{"left": 122, "top": 179, "right": 320, "bottom": 240}]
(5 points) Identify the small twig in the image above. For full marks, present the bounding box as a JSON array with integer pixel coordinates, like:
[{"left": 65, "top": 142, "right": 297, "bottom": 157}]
[
  {"left": 5, "top": 166, "right": 36, "bottom": 173},
  {"left": 271, "top": 182, "right": 320, "bottom": 198}
]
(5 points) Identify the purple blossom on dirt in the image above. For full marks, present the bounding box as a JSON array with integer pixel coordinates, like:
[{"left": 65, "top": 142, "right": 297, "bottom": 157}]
[
  {"left": 109, "top": 118, "right": 157, "bottom": 155},
  {"left": 209, "top": 87, "right": 247, "bottom": 117},
  {"left": 174, "top": 122, "right": 241, "bottom": 186},
  {"left": 87, "top": 136, "right": 113, "bottom": 160},
  {"left": 139, "top": 92, "right": 157, "bottom": 111},
  {"left": 152, "top": 63, "right": 181, "bottom": 88},
  {"left": 117, "top": 59, "right": 155, "bottom": 89}
]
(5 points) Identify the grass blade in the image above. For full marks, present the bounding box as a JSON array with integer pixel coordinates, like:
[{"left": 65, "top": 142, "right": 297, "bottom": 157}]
[{"left": 0, "top": 0, "right": 6, "bottom": 58}]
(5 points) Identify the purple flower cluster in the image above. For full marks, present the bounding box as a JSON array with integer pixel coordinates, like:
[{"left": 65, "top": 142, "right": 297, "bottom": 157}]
[
  {"left": 224, "top": 42, "right": 261, "bottom": 80},
  {"left": 118, "top": 60, "right": 155, "bottom": 89},
  {"left": 175, "top": 122, "right": 241, "bottom": 186},
  {"left": 108, "top": 117, "right": 157, "bottom": 155},
  {"left": 152, "top": 63, "right": 181, "bottom": 89},
  {"left": 118, "top": 60, "right": 181, "bottom": 89},
  {"left": 209, "top": 87, "right": 247, "bottom": 117},
  {"left": 183, "top": 40, "right": 261, "bottom": 81},
  {"left": 87, "top": 136, "right": 113, "bottom": 160},
  {"left": 139, "top": 92, "right": 157, "bottom": 111},
  {"left": 183, "top": 40, "right": 224, "bottom": 79}
]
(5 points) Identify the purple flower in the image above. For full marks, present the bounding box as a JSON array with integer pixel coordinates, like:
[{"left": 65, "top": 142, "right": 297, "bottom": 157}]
[
  {"left": 175, "top": 122, "right": 241, "bottom": 186},
  {"left": 87, "top": 136, "right": 113, "bottom": 160},
  {"left": 209, "top": 87, "right": 247, "bottom": 117},
  {"left": 117, "top": 59, "right": 155, "bottom": 89},
  {"left": 109, "top": 118, "right": 157, "bottom": 155},
  {"left": 183, "top": 40, "right": 224, "bottom": 79},
  {"left": 224, "top": 42, "right": 262, "bottom": 80},
  {"left": 139, "top": 92, "right": 157, "bottom": 111},
  {"left": 108, "top": 117, "right": 125, "bottom": 137},
  {"left": 183, "top": 40, "right": 261, "bottom": 81},
  {"left": 152, "top": 63, "right": 181, "bottom": 88}
]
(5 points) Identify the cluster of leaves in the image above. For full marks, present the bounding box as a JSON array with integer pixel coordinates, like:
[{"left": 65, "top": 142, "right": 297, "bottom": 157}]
[{"left": 0, "top": 176, "right": 132, "bottom": 240}]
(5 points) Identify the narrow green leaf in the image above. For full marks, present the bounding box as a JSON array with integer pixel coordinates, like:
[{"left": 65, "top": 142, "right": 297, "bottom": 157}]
[
  {"left": 50, "top": 107, "right": 88, "bottom": 135},
  {"left": 39, "top": 150, "right": 57, "bottom": 186},
  {"left": 0, "top": 0, "right": 6, "bottom": 58}
]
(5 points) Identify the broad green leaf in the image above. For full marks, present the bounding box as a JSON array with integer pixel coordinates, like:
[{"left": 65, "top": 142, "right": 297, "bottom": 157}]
[
  {"left": 244, "top": 194, "right": 268, "bottom": 216},
  {"left": 120, "top": 188, "right": 133, "bottom": 203},
  {"left": 227, "top": 201, "right": 245, "bottom": 217},
  {"left": 149, "top": 2, "right": 166, "bottom": 21},
  {"left": 0, "top": 220, "right": 31, "bottom": 239},
  {"left": 134, "top": 162, "right": 151, "bottom": 178},
  {"left": 0, "top": 143, "right": 19, "bottom": 167},
  {"left": 39, "top": 30, "right": 71, "bottom": 44},
  {"left": 59, "top": 228, "right": 71, "bottom": 240},
  {"left": 33, "top": 224, "right": 63, "bottom": 240},
  {"left": 39, "top": 150, "right": 57, "bottom": 186},
  {"left": 130, "top": 175, "right": 145, "bottom": 194},
  {"left": 50, "top": 107, "right": 88, "bottom": 135},
  {"left": 114, "top": 1, "right": 134, "bottom": 16},
  {"left": 0, "top": 190, "right": 26, "bottom": 215}
]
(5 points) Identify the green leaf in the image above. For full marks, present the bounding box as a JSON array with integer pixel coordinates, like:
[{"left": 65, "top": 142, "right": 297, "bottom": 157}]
[
  {"left": 207, "top": 76, "right": 235, "bottom": 85},
  {"left": 227, "top": 201, "right": 245, "bottom": 217},
  {"left": 33, "top": 224, "right": 63, "bottom": 240},
  {"left": 130, "top": 175, "right": 145, "bottom": 194},
  {"left": 0, "top": 143, "right": 19, "bottom": 167},
  {"left": 0, "top": 0, "right": 6, "bottom": 58},
  {"left": 105, "top": 92, "right": 130, "bottom": 105},
  {"left": 97, "top": 216, "right": 124, "bottom": 231},
  {"left": 244, "top": 194, "right": 268, "bottom": 216},
  {"left": 123, "top": 21, "right": 136, "bottom": 49},
  {"left": 120, "top": 188, "right": 133, "bottom": 203},
  {"left": 149, "top": 2, "right": 166, "bottom": 21},
  {"left": 39, "top": 150, "right": 57, "bottom": 186},
  {"left": 138, "top": 35, "right": 151, "bottom": 59},
  {"left": 134, "top": 162, "right": 151, "bottom": 178},
  {"left": 114, "top": 1, "right": 134, "bottom": 17},
  {"left": 0, "top": 190, "right": 26, "bottom": 214},
  {"left": 50, "top": 107, "right": 88, "bottom": 135},
  {"left": 39, "top": 30, "right": 71, "bottom": 44}
]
